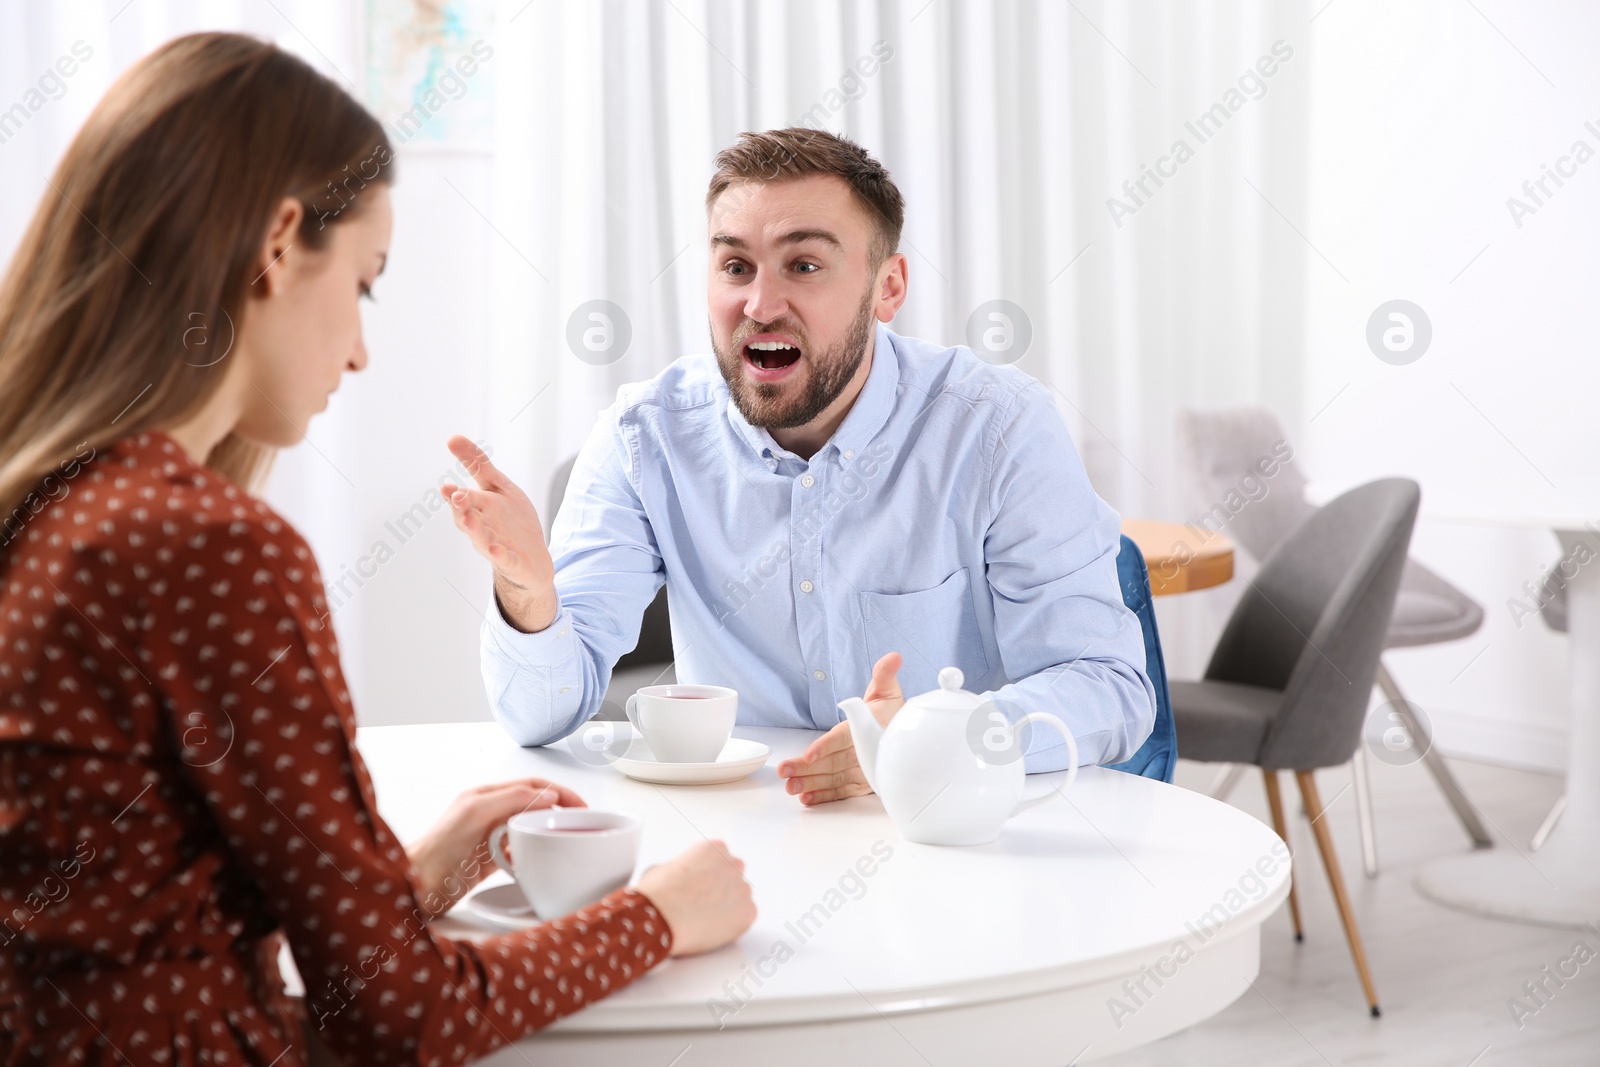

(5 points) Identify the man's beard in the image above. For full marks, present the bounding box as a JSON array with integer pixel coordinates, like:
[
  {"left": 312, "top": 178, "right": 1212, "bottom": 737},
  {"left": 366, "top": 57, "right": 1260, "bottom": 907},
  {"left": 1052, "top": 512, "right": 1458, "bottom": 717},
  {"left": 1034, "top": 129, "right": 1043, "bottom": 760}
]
[{"left": 713, "top": 285, "right": 877, "bottom": 431}]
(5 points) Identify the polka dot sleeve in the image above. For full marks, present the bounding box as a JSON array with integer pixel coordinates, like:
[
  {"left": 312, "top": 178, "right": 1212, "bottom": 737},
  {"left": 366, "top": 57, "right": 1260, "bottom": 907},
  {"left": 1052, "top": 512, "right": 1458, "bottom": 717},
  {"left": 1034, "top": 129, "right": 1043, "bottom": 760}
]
[{"left": 139, "top": 505, "right": 674, "bottom": 1065}]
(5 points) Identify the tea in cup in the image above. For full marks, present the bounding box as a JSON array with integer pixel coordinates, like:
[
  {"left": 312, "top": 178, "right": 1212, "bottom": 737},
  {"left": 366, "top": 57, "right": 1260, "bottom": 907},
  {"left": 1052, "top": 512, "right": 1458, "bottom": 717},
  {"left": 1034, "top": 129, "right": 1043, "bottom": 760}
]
[
  {"left": 488, "top": 808, "right": 641, "bottom": 918},
  {"left": 624, "top": 684, "right": 738, "bottom": 762}
]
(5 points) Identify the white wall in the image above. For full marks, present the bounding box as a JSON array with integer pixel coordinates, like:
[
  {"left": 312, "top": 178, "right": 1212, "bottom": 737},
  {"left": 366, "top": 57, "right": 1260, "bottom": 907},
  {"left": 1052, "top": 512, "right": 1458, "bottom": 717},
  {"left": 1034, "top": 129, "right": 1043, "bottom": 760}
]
[{"left": 1291, "top": 0, "right": 1599, "bottom": 771}]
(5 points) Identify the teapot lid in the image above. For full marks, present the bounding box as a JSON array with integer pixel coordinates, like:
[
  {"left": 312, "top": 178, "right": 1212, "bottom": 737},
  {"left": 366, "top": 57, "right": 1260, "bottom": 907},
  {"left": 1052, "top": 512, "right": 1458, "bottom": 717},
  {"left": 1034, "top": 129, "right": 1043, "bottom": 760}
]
[{"left": 913, "top": 666, "right": 981, "bottom": 711}]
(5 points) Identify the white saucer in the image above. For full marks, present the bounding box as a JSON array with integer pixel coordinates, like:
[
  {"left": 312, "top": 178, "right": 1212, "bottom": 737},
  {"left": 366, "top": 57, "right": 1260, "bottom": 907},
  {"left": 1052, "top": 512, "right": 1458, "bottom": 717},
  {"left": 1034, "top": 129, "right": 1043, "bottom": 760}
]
[
  {"left": 463, "top": 881, "right": 544, "bottom": 931},
  {"left": 612, "top": 737, "right": 771, "bottom": 785}
]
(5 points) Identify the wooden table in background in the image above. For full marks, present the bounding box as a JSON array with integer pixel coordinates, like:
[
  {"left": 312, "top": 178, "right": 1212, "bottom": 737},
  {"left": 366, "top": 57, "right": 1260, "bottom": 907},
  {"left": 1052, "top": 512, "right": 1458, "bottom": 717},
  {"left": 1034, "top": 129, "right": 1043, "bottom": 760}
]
[{"left": 1122, "top": 518, "right": 1235, "bottom": 596}]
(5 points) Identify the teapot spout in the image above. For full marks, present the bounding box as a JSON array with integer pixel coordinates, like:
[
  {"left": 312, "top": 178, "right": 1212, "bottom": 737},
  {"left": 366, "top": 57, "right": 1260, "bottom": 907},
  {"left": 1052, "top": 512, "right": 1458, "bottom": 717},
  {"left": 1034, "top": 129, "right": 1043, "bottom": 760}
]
[{"left": 836, "top": 697, "right": 884, "bottom": 795}]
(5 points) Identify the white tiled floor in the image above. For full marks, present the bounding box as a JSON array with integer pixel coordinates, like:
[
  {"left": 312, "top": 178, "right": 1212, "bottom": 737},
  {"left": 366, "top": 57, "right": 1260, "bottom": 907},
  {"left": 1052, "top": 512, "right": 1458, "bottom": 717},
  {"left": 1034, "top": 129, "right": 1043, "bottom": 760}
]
[{"left": 1107, "top": 755, "right": 1599, "bottom": 1066}]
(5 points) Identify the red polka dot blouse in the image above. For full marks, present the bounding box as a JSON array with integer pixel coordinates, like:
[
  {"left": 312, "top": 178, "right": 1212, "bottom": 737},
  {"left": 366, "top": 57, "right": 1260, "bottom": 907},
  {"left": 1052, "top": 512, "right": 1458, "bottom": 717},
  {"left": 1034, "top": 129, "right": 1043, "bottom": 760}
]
[{"left": 0, "top": 431, "right": 672, "bottom": 1066}]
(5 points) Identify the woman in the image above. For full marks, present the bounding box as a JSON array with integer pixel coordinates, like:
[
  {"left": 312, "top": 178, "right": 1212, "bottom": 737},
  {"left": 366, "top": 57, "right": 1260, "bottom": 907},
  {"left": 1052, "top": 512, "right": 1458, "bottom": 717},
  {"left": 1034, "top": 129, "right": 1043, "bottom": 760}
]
[{"left": 0, "top": 32, "right": 754, "bottom": 1067}]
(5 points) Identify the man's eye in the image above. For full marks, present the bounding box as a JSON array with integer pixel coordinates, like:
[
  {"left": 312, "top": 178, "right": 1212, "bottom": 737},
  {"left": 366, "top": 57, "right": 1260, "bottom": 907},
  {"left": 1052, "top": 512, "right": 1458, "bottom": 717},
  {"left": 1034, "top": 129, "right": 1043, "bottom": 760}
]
[
  {"left": 725, "top": 262, "right": 749, "bottom": 276},
  {"left": 794, "top": 261, "right": 819, "bottom": 274}
]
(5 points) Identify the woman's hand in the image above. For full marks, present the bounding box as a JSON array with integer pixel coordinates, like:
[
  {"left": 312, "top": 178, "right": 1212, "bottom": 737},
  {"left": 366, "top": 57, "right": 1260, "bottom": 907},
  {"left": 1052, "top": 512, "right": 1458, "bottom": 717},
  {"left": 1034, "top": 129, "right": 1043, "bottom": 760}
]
[
  {"left": 635, "top": 839, "right": 757, "bottom": 956},
  {"left": 406, "top": 777, "right": 586, "bottom": 910}
]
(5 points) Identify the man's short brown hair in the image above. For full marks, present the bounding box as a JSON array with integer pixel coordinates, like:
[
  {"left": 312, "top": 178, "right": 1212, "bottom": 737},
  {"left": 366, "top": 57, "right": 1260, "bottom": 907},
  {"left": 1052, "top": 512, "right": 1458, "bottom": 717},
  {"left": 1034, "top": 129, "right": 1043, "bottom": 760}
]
[{"left": 706, "top": 128, "right": 904, "bottom": 268}]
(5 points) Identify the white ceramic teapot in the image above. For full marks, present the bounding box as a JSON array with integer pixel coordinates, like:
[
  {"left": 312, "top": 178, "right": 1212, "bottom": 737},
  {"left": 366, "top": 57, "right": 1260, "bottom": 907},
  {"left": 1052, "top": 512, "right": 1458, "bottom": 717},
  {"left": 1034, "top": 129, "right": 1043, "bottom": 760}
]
[{"left": 837, "top": 666, "right": 1079, "bottom": 846}]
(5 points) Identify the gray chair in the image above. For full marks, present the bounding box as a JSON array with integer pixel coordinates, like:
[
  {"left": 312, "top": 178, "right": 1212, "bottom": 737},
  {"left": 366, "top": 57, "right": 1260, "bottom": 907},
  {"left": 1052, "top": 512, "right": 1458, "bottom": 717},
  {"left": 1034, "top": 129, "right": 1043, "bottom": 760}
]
[
  {"left": 1539, "top": 572, "right": 1569, "bottom": 634},
  {"left": 549, "top": 455, "right": 675, "bottom": 719},
  {"left": 1172, "top": 477, "right": 1421, "bottom": 1017},
  {"left": 1178, "top": 409, "right": 1492, "bottom": 876},
  {"left": 1533, "top": 572, "right": 1569, "bottom": 849}
]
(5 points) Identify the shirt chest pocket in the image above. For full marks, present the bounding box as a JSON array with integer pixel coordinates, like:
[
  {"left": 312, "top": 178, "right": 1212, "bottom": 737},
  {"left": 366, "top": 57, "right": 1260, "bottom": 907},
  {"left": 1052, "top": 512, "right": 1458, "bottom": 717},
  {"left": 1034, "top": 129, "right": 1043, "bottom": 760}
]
[{"left": 857, "top": 567, "right": 991, "bottom": 697}]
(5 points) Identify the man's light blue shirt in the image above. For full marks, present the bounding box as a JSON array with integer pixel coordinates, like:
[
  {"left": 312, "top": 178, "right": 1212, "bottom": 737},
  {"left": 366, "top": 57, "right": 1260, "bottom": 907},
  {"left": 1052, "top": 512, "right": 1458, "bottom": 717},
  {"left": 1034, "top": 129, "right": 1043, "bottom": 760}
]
[{"left": 480, "top": 323, "right": 1155, "bottom": 772}]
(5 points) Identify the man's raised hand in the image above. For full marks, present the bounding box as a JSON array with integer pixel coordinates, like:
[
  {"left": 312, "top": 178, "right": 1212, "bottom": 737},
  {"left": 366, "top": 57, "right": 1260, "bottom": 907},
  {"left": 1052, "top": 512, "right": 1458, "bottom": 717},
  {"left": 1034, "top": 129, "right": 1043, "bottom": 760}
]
[{"left": 443, "top": 435, "right": 559, "bottom": 633}]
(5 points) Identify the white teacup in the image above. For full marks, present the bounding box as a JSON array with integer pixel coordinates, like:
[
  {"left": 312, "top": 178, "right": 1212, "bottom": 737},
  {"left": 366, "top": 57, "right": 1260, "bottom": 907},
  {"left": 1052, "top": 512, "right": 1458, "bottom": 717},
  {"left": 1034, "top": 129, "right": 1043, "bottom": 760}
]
[
  {"left": 488, "top": 808, "right": 641, "bottom": 918},
  {"left": 624, "top": 684, "right": 738, "bottom": 763}
]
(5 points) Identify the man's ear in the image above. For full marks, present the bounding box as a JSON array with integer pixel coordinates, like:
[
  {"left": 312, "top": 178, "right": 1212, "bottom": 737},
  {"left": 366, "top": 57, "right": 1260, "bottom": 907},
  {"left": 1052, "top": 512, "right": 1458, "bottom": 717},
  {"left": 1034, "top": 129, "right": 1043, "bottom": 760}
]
[
  {"left": 253, "top": 197, "right": 303, "bottom": 297},
  {"left": 874, "top": 252, "right": 909, "bottom": 322}
]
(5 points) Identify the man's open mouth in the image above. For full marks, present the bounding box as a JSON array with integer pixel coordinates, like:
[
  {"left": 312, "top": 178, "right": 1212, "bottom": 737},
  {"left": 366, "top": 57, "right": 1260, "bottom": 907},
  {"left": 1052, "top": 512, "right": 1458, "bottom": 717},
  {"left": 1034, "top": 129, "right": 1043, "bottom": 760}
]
[{"left": 741, "top": 336, "right": 803, "bottom": 379}]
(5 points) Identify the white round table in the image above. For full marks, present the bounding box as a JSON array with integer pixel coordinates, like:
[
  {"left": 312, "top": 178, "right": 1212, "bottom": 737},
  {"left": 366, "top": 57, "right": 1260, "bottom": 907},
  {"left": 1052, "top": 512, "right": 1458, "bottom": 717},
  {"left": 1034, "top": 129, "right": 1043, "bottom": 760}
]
[
  {"left": 1308, "top": 481, "right": 1600, "bottom": 928},
  {"left": 352, "top": 722, "right": 1290, "bottom": 1065}
]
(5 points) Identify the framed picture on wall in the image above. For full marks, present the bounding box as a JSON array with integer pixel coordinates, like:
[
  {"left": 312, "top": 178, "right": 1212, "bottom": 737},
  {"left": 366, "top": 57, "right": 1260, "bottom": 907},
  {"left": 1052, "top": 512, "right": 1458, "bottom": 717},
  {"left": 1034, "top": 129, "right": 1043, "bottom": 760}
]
[{"left": 364, "top": 0, "right": 495, "bottom": 152}]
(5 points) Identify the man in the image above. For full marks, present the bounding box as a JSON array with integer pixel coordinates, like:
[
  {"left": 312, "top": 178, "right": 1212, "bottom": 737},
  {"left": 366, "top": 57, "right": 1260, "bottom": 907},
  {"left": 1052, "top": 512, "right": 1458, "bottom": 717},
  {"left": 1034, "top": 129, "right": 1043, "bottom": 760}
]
[{"left": 443, "top": 128, "right": 1155, "bottom": 806}]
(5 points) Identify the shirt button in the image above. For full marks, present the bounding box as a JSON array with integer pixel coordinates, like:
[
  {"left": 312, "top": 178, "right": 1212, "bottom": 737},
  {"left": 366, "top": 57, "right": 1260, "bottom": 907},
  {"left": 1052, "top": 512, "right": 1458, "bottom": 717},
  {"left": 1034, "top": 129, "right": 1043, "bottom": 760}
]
[
  {"left": 843, "top": 449, "right": 855, "bottom": 459},
  {"left": 799, "top": 580, "right": 814, "bottom": 593},
  {"left": 559, "top": 686, "right": 572, "bottom": 693},
  {"left": 813, "top": 669, "right": 827, "bottom": 681},
  {"left": 801, "top": 474, "right": 815, "bottom": 487}
]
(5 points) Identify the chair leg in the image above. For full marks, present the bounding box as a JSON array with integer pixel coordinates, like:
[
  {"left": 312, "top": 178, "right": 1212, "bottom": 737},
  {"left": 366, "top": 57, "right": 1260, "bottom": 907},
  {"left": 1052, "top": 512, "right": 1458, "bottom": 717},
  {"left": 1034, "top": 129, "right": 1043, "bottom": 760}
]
[
  {"left": 1296, "top": 769, "right": 1381, "bottom": 1017},
  {"left": 1531, "top": 793, "right": 1566, "bottom": 851},
  {"left": 1210, "top": 763, "right": 1246, "bottom": 801},
  {"left": 1375, "top": 662, "right": 1492, "bottom": 848},
  {"left": 1351, "top": 746, "right": 1379, "bottom": 878},
  {"left": 1261, "top": 770, "right": 1303, "bottom": 942}
]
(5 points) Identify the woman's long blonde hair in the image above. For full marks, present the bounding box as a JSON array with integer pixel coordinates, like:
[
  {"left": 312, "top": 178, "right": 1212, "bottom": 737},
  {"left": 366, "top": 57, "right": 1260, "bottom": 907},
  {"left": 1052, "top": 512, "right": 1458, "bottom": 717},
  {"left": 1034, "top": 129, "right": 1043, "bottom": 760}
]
[{"left": 0, "top": 32, "right": 393, "bottom": 521}]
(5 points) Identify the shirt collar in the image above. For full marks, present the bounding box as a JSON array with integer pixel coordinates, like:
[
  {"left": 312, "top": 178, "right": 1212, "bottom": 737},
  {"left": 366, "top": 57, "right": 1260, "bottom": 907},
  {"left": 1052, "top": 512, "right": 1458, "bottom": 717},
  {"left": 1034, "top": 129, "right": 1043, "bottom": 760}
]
[
  {"left": 724, "top": 321, "right": 900, "bottom": 462},
  {"left": 830, "top": 321, "right": 899, "bottom": 459}
]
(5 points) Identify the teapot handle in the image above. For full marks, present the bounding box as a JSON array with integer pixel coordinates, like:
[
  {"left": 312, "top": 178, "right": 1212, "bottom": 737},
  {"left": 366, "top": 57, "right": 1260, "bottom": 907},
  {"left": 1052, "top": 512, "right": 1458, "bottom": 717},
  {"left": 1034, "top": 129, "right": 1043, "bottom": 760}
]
[{"left": 1009, "top": 712, "right": 1079, "bottom": 816}]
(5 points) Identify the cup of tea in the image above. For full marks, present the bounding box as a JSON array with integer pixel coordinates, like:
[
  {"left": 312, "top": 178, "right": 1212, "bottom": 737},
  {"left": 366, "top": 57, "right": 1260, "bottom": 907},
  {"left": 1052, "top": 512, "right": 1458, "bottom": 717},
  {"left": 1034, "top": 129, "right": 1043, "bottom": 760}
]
[
  {"left": 488, "top": 808, "right": 641, "bottom": 918},
  {"left": 624, "top": 684, "right": 738, "bottom": 763}
]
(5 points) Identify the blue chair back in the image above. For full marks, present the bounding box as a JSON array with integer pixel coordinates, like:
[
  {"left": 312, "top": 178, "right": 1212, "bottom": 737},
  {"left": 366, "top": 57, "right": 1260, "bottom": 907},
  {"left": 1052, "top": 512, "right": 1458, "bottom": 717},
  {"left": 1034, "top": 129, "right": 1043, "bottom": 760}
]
[{"left": 1105, "top": 534, "right": 1178, "bottom": 782}]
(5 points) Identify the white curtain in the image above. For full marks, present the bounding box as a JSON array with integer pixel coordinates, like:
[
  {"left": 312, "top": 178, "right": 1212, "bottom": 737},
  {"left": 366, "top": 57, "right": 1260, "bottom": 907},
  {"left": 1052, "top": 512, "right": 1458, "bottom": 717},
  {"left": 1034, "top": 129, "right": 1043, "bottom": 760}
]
[{"left": 487, "top": 0, "right": 1315, "bottom": 677}]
